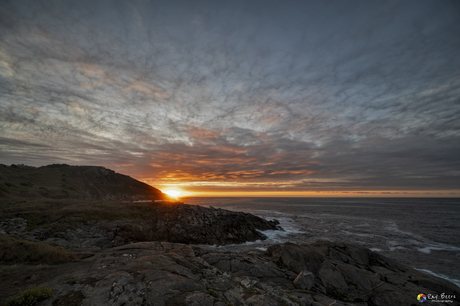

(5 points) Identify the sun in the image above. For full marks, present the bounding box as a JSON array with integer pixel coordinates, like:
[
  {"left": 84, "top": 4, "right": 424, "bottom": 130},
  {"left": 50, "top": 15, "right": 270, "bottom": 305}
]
[{"left": 164, "top": 190, "right": 181, "bottom": 198}]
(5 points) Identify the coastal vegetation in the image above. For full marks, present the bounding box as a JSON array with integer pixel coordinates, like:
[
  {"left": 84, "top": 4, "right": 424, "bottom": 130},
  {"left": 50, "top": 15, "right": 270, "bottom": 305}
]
[
  {"left": 0, "top": 234, "right": 77, "bottom": 265},
  {"left": 4, "top": 286, "right": 53, "bottom": 306}
]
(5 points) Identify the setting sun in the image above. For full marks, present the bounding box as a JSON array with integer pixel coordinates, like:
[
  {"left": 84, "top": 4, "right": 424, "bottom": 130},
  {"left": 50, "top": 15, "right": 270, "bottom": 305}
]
[{"left": 164, "top": 190, "right": 181, "bottom": 198}]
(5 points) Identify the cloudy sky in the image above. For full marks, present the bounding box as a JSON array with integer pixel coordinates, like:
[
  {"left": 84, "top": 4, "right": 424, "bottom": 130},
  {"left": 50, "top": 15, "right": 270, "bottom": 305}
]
[{"left": 1, "top": 0, "right": 459, "bottom": 197}]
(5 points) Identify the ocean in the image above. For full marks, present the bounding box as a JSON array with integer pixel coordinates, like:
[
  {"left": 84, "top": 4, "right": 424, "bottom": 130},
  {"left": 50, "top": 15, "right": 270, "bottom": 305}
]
[{"left": 186, "top": 197, "right": 460, "bottom": 287}]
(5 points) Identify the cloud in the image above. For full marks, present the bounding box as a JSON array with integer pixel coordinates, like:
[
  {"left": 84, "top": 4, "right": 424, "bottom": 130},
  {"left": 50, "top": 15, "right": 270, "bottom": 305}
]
[{"left": 0, "top": 0, "right": 459, "bottom": 193}]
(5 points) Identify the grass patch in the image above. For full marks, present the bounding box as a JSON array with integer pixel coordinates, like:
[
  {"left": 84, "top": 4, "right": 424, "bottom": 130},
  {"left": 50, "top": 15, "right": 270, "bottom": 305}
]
[
  {"left": 4, "top": 285, "right": 53, "bottom": 306},
  {"left": 277, "top": 299, "right": 289, "bottom": 306},
  {"left": 345, "top": 279, "right": 358, "bottom": 287},
  {"left": 326, "top": 287, "right": 351, "bottom": 301},
  {"left": 207, "top": 289, "right": 218, "bottom": 297},
  {"left": 274, "top": 258, "right": 286, "bottom": 269},
  {"left": 0, "top": 234, "right": 78, "bottom": 264},
  {"left": 25, "top": 216, "right": 39, "bottom": 232},
  {"left": 0, "top": 184, "right": 10, "bottom": 194},
  {"left": 288, "top": 295, "right": 301, "bottom": 305},
  {"left": 0, "top": 199, "right": 163, "bottom": 229}
]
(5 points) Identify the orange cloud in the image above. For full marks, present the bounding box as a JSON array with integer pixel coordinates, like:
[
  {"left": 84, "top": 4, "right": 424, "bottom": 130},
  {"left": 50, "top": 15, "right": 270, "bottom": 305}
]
[
  {"left": 149, "top": 163, "right": 162, "bottom": 168},
  {"left": 115, "top": 163, "right": 134, "bottom": 167},
  {"left": 121, "top": 79, "right": 171, "bottom": 99},
  {"left": 187, "top": 126, "right": 220, "bottom": 141}
]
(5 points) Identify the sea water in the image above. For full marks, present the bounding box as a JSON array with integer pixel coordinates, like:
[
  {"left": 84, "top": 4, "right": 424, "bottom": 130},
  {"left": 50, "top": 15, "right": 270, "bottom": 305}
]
[{"left": 186, "top": 197, "right": 460, "bottom": 287}]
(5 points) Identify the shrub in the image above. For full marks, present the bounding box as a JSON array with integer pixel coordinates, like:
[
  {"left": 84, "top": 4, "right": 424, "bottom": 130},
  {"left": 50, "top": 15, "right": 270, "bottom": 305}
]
[
  {"left": 5, "top": 286, "right": 53, "bottom": 306},
  {"left": 207, "top": 289, "right": 218, "bottom": 297},
  {"left": 0, "top": 234, "right": 78, "bottom": 264}
]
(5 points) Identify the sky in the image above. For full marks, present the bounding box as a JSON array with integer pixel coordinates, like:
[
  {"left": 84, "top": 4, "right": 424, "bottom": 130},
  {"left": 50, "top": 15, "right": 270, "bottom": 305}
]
[{"left": 0, "top": 0, "right": 459, "bottom": 197}]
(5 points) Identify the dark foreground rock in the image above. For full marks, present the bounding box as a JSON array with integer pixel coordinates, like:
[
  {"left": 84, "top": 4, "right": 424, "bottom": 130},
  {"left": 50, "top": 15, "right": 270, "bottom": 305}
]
[
  {"left": 2, "top": 241, "right": 458, "bottom": 306},
  {"left": 0, "top": 203, "right": 282, "bottom": 247}
]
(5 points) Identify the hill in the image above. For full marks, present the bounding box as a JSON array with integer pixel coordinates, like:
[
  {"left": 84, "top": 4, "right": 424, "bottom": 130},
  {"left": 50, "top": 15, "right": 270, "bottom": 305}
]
[{"left": 0, "top": 164, "right": 166, "bottom": 201}]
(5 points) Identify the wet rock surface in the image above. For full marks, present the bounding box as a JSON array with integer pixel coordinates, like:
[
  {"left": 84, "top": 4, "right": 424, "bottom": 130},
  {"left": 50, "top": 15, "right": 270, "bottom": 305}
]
[{"left": 2, "top": 240, "right": 458, "bottom": 306}]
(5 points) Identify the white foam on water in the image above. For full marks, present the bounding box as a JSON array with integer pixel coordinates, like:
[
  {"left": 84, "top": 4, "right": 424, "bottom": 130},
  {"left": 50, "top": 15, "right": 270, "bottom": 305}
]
[
  {"left": 384, "top": 222, "right": 460, "bottom": 255},
  {"left": 261, "top": 229, "right": 293, "bottom": 242},
  {"left": 416, "top": 244, "right": 460, "bottom": 254},
  {"left": 415, "top": 268, "right": 460, "bottom": 288},
  {"left": 384, "top": 222, "right": 425, "bottom": 239},
  {"left": 200, "top": 217, "right": 305, "bottom": 250},
  {"left": 389, "top": 246, "right": 407, "bottom": 251},
  {"left": 207, "top": 239, "right": 262, "bottom": 249},
  {"left": 341, "top": 230, "right": 376, "bottom": 238},
  {"left": 253, "top": 210, "right": 288, "bottom": 216}
]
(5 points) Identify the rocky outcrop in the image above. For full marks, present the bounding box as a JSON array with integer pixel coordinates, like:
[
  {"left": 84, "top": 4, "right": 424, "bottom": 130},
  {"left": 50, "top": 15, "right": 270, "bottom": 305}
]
[
  {"left": 120, "top": 204, "right": 282, "bottom": 245},
  {"left": 2, "top": 241, "right": 458, "bottom": 306},
  {"left": 0, "top": 203, "right": 282, "bottom": 247}
]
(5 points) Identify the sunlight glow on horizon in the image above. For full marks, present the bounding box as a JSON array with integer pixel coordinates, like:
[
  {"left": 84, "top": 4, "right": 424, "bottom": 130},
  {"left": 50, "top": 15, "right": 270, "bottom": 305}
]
[
  {"left": 163, "top": 190, "right": 181, "bottom": 198},
  {"left": 163, "top": 190, "right": 460, "bottom": 198}
]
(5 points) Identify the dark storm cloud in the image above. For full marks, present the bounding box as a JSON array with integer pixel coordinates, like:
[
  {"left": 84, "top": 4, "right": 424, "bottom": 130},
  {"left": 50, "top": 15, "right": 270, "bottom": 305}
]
[{"left": 0, "top": 0, "right": 459, "bottom": 192}]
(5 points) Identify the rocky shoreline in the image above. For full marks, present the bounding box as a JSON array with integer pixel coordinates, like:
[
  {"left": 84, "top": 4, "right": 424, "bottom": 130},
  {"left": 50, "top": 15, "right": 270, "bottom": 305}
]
[
  {"left": 1, "top": 204, "right": 459, "bottom": 306},
  {"left": 0, "top": 203, "right": 282, "bottom": 250}
]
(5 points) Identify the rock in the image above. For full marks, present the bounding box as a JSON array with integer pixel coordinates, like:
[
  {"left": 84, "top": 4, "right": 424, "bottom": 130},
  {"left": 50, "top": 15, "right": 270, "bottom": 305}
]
[
  {"left": 185, "top": 292, "right": 214, "bottom": 306},
  {"left": 246, "top": 294, "right": 281, "bottom": 306},
  {"left": 2, "top": 238, "right": 459, "bottom": 306},
  {"left": 293, "top": 270, "right": 315, "bottom": 290},
  {"left": 369, "top": 283, "right": 413, "bottom": 306},
  {"left": 318, "top": 260, "right": 348, "bottom": 291},
  {"left": 139, "top": 203, "right": 283, "bottom": 245},
  {"left": 263, "top": 241, "right": 460, "bottom": 305},
  {"left": 107, "top": 231, "right": 115, "bottom": 240}
]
